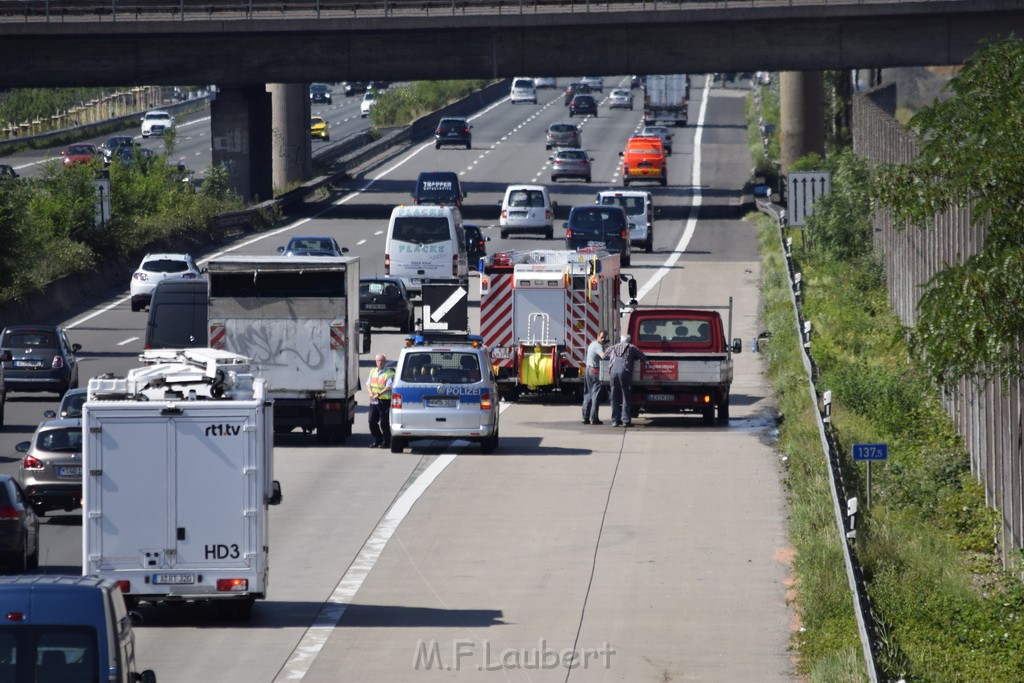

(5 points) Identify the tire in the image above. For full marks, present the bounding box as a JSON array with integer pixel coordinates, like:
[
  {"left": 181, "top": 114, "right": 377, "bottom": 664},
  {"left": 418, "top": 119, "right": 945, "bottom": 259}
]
[
  {"left": 718, "top": 398, "right": 730, "bottom": 422},
  {"left": 435, "top": 143, "right": 440, "bottom": 150},
  {"left": 500, "top": 230, "right": 508, "bottom": 239},
  {"left": 551, "top": 176, "right": 558, "bottom": 183},
  {"left": 702, "top": 407, "right": 715, "bottom": 426},
  {"left": 623, "top": 178, "right": 630, "bottom": 187},
  {"left": 622, "top": 254, "right": 631, "bottom": 267},
  {"left": 390, "top": 438, "right": 405, "bottom": 454},
  {"left": 545, "top": 144, "right": 551, "bottom": 150},
  {"left": 660, "top": 176, "right": 668, "bottom": 187},
  {"left": 645, "top": 235, "right": 653, "bottom": 253},
  {"left": 545, "top": 230, "right": 553, "bottom": 240},
  {"left": 130, "top": 300, "right": 140, "bottom": 312},
  {"left": 402, "top": 311, "right": 415, "bottom": 333},
  {"left": 466, "top": 142, "right": 472, "bottom": 150},
  {"left": 585, "top": 175, "right": 591, "bottom": 183},
  {"left": 27, "top": 541, "right": 39, "bottom": 571}
]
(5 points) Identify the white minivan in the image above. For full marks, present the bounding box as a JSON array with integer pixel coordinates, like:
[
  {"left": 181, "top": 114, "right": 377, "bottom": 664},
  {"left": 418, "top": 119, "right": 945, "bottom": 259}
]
[
  {"left": 385, "top": 205, "right": 469, "bottom": 295},
  {"left": 596, "top": 189, "right": 656, "bottom": 253},
  {"left": 499, "top": 184, "right": 555, "bottom": 239},
  {"left": 509, "top": 77, "right": 538, "bottom": 104}
]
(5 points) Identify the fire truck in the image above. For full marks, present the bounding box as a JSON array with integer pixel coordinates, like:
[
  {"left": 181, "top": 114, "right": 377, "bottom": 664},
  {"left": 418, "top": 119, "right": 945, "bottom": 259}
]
[{"left": 479, "top": 248, "right": 629, "bottom": 400}]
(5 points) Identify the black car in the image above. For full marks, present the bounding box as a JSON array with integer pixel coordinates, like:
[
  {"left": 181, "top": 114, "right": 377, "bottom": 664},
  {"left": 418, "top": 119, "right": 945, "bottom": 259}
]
[
  {"left": 0, "top": 325, "right": 81, "bottom": 396},
  {"left": 360, "top": 278, "right": 416, "bottom": 332},
  {"left": 310, "top": 83, "right": 333, "bottom": 103},
  {"left": 435, "top": 117, "right": 472, "bottom": 150},
  {"left": 0, "top": 474, "right": 40, "bottom": 572},
  {"left": 563, "top": 82, "right": 591, "bottom": 105},
  {"left": 464, "top": 223, "right": 489, "bottom": 268},
  {"left": 344, "top": 81, "right": 369, "bottom": 96},
  {"left": 564, "top": 205, "right": 631, "bottom": 267},
  {"left": 101, "top": 135, "right": 137, "bottom": 165},
  {"left": 0, "top": 164, "right": 18, "bottom": 181},
  {"left": 569, "top": 94, "right": 598, "bottom": 118}
]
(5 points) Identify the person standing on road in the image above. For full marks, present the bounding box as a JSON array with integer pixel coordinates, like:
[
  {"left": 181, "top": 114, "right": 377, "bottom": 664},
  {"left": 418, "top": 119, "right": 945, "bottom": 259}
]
[
  {"left": 366, "top": 353, "right": 395, "bottom": 448},
  {"left": 607, "top": 334, "right": 647, "bottom": 428},
  {"left": 581, "top": 330, "right": 607, "bottom": 425}
]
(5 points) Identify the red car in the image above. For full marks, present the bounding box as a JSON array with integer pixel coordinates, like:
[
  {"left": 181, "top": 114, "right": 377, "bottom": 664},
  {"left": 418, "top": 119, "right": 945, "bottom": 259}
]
[{"left": 62, "top": 143, "right": 98, "bottom": 166}]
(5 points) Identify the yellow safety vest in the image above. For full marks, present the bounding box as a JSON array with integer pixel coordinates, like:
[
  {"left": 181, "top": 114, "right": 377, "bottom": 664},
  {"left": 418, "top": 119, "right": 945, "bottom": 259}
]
[{"left": 369, "top": 367, "right": 394, "bottom": 400}]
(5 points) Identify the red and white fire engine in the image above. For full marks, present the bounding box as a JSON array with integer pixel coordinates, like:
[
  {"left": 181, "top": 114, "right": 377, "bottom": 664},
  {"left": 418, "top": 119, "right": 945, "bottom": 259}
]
[{"left": 479, "top": 248, "right": 629, "bottom": 400}]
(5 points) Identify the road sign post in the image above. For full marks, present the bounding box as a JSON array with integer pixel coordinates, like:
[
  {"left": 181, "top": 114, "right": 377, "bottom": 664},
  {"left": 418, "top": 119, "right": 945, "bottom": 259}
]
[{"left": 852, "top": 443, "right": 888, "bottom": 508}]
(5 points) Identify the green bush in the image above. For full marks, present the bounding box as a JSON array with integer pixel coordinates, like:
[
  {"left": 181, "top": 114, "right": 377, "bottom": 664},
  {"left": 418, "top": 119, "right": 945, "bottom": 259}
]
[{"left": 370, "top": 80, "right": 492, "bottom": 128}]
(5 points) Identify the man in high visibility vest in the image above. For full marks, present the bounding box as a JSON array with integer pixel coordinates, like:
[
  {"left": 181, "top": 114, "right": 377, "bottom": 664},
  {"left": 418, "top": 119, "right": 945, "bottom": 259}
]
[{"left": 366, "top": 353, "right": 395, "bottom": 448}]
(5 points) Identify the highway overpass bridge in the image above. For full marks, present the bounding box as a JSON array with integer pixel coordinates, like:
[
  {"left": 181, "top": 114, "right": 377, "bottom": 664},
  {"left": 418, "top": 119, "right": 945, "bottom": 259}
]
[{"left": 2, "top": 0, "right": 1021, "bottom": 198}]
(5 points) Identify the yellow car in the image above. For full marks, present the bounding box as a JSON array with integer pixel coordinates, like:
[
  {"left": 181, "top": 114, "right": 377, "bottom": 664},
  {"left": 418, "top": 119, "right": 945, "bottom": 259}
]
[{"left": 310, "top": 116, "right": 330, "bottom": 141}]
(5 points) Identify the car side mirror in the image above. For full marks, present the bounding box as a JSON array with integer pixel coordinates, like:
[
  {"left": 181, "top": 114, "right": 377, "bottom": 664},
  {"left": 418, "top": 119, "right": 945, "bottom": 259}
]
[
  {"left": 341, "top": 247, "right": 350, "bottom": 254},
  {"left": 618, "top": 151, "right": 624, "bottom": 157},
  {"left": 44, "top": 410, "right": 56, "bottom": 419},
  {"left": 268, "top": 480, "right": 283, "bottom": 506},
  {"left": 562, "top": 222, "right": 568, "bottom": 229},
  {"left": 72, "top": 343, "right": 82, "bottom": 353},
  {"left": 138, "top": 669, "right": 157, "bottom": 683},
  {"left": 0, "top": 350, "right": 10, "bottom": 362},
  {"left": 731, "top": 338, "right": 743, "bottom": 354},
  {"left": 276, "top": 246, "right": 285, "bottom": 253},
  {"left": 15, "top": 442, "right": 29, "bottom": 453}
]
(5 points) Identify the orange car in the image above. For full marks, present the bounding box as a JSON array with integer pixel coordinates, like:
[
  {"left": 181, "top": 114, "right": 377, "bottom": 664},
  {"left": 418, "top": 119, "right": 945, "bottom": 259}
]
[{"left": 620, "top": 136, "right": 667, "bottom": 187}]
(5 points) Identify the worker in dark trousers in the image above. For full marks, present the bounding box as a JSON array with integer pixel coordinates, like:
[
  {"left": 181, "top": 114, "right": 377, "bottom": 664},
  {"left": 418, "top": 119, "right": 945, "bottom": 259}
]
[
  {"left": 366, "top": 353, "right": 395, "bottom": 448},
  {"left": 607, "top": 334, "right": 647, "bottom": 427}
]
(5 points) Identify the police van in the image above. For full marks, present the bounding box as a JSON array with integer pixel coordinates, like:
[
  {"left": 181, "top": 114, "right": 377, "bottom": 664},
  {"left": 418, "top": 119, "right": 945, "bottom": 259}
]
[
  {"left": 388, "top": 332, "right": 499, "bottom": 454},
  {"left": 384, "top": 205, "right": 469, "bottom": 296}
]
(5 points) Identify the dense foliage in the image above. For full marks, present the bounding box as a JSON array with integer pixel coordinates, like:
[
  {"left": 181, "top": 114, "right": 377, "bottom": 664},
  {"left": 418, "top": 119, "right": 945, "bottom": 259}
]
[
  {"left": 0, "top": 88, "right": 110, "bottom": 127},
  {"left": 872, "top": 36, "right": 1024, "bottom": 387},
  {"left": 369, "top": 80, "right": 492, "bottom": 128}
]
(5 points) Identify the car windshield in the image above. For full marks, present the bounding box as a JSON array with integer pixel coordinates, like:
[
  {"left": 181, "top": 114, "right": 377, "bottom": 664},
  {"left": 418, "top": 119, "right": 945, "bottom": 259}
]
[
  {"left": 627, "top": 147, "right": 661, "bottom": 157},
  {"left": 37, "top": 427, "right": 83, "bottom": 452},
  {"left": 311, "top": 117, "right": 325, "bottom": 125},
  {"left": 59, "top": 392, "right": 87, "bottom": 418},
  {"left": 145, "top": 113, "right": 169, "bottom": 120},
  {"left": 288, "top": 238, "right": 334, "bottom": 252},
  {"left": 558, "top": 151, "right": 588, "bottom": 161},
  {"left": 637, "top": 318, "right": 712, "bottom": 344},
  {"left": 571, "top": 210, "right": 625, "bottom": 233},
  {"left": 600, "top": 196, "right": 645, "bottom": 216},
  {"left": 550, "top": 124, "right": 575, "bottom": 133},
  {"left": 142, "top": 259, "right": 190, "bottom": 273},
  {"left": 401, "top": 351, "right": 482, "bottom": 384},
  {"left": 361, "top": 281, "right": 401, "bottom": 297},
  {"left": 391, "top": 217, "right": 451, "bottom": 244},
  {"left": 67, "top": 145, "right": 93, "bottom": 155},
  {"left": 4, "top": 331, "right": 56, "bottom": 348},
  {"left": 508, "top": 190, "right": 545, "bottom": 208}
]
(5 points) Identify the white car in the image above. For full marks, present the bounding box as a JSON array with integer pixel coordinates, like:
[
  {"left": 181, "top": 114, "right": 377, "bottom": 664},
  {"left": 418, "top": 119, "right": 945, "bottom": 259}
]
[
  {"left": 509, "top": 77, "right": 537, "bottom": 104},
  {"left": 140, "top": 110, "right": 174, "bottom": 138},
  {"left": 640, "top": 125, "right": 674, "bottom": 154},
  {"left": 580, "top": 76, "right": 604, "bottom": 92},
  {"left": 499, "top": 184, "right": 555, "bottom": 239},
  {"left": 534, "top": 77, "right": 557, "bottom": 89},
  {"left": 129, "top": 253, "right": 201, "bottom": 311},
  {"left": 608, "top": 89, "right": 634, "bottom": 110},
  {"left": 360, "top": 91, "right": 376, "bottom": 118},
  {"left": 596, "top": 189, "right": 655, "bottom": 253}
]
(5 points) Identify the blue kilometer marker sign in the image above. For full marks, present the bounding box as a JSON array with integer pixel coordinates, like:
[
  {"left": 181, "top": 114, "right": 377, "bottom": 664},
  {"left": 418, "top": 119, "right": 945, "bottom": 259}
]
[{"left": 852, "top": 443, "right": 888, "bottom": 461}]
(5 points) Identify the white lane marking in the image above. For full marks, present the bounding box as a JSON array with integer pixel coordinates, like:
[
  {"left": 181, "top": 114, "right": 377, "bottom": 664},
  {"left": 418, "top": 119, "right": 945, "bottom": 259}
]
[
  {"left": 116, "top": 336, "right": 139, "bottom": 346},
  {"left": 636, "top": 75, "right": 711, "bottom": 303},
  {"left": 274, "top": 404, "right": 512, "bottom": 682}
]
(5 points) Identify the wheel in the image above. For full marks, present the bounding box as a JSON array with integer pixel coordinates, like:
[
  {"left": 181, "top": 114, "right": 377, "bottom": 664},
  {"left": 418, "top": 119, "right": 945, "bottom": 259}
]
[
  {"left": 480, "top": 427, "right": 498, "bottom": 454},
  {"left": 545, "top": 144, "right": 551, "bottom": 150},
  {"left": 316, "top": 426, "right": 331, "bottom": 445},
  {"left": 702, "top": 407, "right": 715, "bottom": 426},
  {"left": 585, "top": 175, "right": 591, "bottom": 183},
  {"left": 622, "top": 254, "right": 631, "bottom": 267},
  {"left": 645, "top": 235, "right": 653, "bottom": 253},
  {"left": 660, "top": 176, "right": 668, "bottom": 187},
  {"left": 27, "top": 541, "right": 39, "bottom": 571},
  {"left": 435, "top": 143, "right": 440, "bottom": 150},
  {"left": 500, "top": 230, "right": 508, "bottom": 239},
  {"left": 545, "top": 230, "right": 553, "bottom": 240},
  {"left": 130, "top": 300, "right": 140, "bottom": 312},
  {"left": 551, "top": 176, "right": 558, "bottom": 183},
  {"left": 324, "top": 135, "right": 330, "bottom": 142},
  {"left": 274, "top": 424, "right": 293, "bottom": 435},
  {"left": 402, "top": 311, "right": 415, "bottom": 333},
  {"left": 623, "top": 178, "right": 630, "bottom": 187},
  {"left": 666, "top": 147, "right": 672, "bottom": 155},
  {"left": 466, "top": 142, "right": 471, "bottom": 150},
  {"left": 390, "top": 438, "right": 405, "bottom": 454},
  {"left": 718, "top": 399, "right": 730, "bottom": 422}
]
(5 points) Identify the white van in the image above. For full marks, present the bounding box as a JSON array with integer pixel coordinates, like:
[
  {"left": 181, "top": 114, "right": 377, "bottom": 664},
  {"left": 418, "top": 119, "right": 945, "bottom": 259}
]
[
  {"left": 385, "top": 205, "right": 469, "bottom": 295},
  {"left": 510, "top": 77, "right": 538, "bottom": 104},
  {"left": 596, "top": 189, "right": 655, "bottom": 253},
  {"left": 499, "top": 184, "right": 555, "bottom": 239}
]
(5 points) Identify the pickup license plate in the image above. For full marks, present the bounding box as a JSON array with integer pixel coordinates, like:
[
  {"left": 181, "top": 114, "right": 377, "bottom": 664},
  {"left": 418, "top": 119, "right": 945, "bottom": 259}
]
[
  {"left": 646, "top": 393, "right": 674, "bottom": 402},
  {"left": 57, "top": 466, "right": 81, "bottom": 478},
  {"left": 14, "top": 360, "right": 43, "bottom": 368},
  {"left": 365, "top": 304, "right": 387, "bottom": 310},
  {"left": 426, "top": 398, "right": 457, "bottom": 408},
  {"left": 153, "top": 574, "right": 195, "bottom": 585}
]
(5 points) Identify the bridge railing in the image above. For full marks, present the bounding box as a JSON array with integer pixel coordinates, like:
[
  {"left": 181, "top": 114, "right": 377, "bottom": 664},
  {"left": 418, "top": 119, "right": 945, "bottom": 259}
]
[{"left": 0, "top": 0, "right": 931, "bottom": 23}]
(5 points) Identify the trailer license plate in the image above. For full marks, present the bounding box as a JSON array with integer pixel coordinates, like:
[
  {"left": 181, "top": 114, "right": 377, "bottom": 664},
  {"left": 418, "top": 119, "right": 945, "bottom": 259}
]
[
  {"left": 427, "top": 398, "right": 457, "bottom": 408},
  {"left": 57, "top": 466, "right": 81, "bottom": 478},
  {"left": 153, "top": 574, "right": 195, "bottom": 585},
  {"left": 647, "top": 393, "right": 674, "bottom": 401}
]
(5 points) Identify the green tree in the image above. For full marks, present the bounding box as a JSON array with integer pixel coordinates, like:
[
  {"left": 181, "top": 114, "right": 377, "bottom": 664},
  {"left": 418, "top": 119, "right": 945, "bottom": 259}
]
[{"left": 871, "top": 36, "right": 1024, "bottom": 387}]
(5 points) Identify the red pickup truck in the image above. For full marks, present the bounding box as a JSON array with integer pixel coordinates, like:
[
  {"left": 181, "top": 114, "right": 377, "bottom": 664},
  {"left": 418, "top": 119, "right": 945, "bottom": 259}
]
[{"left": 619, "top": 301, "right": 742, "bottom": 424}]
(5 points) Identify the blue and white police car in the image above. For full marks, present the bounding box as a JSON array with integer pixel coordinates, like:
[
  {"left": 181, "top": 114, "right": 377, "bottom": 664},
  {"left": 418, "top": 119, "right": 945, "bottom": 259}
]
[{"left": 388, "top": 332, "right": 499, "bottom": 454}]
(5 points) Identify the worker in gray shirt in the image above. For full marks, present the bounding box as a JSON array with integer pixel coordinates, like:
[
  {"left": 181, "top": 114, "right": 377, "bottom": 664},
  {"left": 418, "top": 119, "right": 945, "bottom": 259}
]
[
  {"left": 581, "top": 330, "right": 607, "bottom": 425},
  {"left": 607, "top": 334, "right": 647, "bottom": 427}
]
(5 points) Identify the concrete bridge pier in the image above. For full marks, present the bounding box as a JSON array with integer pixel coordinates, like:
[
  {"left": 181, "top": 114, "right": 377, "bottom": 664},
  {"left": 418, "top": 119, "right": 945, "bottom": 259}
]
[
  {"left": 268, "top": 83, "right": 312, "bottom": 191},
  {"left": 210, "top": 85, "right": 272, "bottom": 203},
  {"left": 780, "top": 71, "right": 825, "bottom": 172}
]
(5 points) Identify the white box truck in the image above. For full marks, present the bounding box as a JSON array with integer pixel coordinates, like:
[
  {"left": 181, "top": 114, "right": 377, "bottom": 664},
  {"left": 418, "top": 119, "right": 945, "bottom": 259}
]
[
  {"left": 82, "top": 349, "right": 282, "bottom": 620},
  {"left": 206, "top": 255, "right": 362, "bottom": 444},
  {"left": 643, "top": 74, "right": 690, "bottom": 127}
]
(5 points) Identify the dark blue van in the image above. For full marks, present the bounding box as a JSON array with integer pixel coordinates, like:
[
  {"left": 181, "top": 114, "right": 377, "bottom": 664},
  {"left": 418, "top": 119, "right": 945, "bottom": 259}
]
[
  {"left": 0, "top": 575, "right": 157, "bottom": 683},
  {"left": 412, "top": 171, "right": 465, "bottom": 209},
  {"left": 563, "top": 205, "right": 632, "bottom": 267}
]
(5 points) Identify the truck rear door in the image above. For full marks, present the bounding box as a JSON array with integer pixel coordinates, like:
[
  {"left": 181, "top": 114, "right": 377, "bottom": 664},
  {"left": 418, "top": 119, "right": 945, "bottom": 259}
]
[{"left": 173, "top": 413, "right": 256, "bottom": 570}]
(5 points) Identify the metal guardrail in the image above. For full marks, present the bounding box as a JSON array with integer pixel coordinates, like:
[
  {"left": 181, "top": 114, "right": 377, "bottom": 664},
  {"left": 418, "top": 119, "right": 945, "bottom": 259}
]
[{"left": 0, "top": 0, "right": 963, "bottom": 22}]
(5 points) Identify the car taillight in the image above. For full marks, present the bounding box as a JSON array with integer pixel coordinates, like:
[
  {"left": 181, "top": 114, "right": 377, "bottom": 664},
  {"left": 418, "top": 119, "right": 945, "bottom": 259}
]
[
  {"left": 0, "top": 506, "right": 19, "bottom": 520},
  {"left": 480, "top": 392, "right": 492, "bottom": 410},
  {"left": 452, "top": 253, "right": 458, "bottom": 276},
  {"left": 384, "top": 254, "right": 390, "bottom": 275},
  {"left": 621, "top": 228, "right": 628, "bottom": 239},
  {"left": 216, "top": 579, "right": 248, "bottom": 592},
  {"left": 181, "top": 273, "right": 197, "bottom": 280},
  {"left": 566, "top": 229, "right": 573, "bottom": 239},
  {"left": 391, "top": 392, "right": 402, "bottom": 409},
  {"left": 117, "top": 580, "right": 131, "bottom": 595},
  {"left": 545, "top": 210, "right": 552, "bottom": 221},
  {"left": 133, "top": 272, "right": 149, "bottom": 281},
  {"left": 23, "top": 456, "right": 44, "bottom": 470},
  {"left": 462, "top": 127, "right": 469, "bottom": 134},
  {"left": 501, "top": 209, "right": 507, "bottom": 220},
  {"left": 51, "top": 356, "right": 64, "bottom": 369}
]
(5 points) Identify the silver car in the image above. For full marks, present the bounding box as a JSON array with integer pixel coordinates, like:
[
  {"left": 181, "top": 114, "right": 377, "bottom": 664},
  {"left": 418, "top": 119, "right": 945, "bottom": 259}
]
[
  {"left": 640, "top": 125, "right": 674, "bottom": 154},
  {"left": 16, "top": 418, "right": 83, "bottom": 516},
  {"left": 608, "top": 89, "right": 634, "bottom": 110},
  {"left": 550, "top": 148, "right": 594, "bottom": 183},
  {"left": 546, "top": 122, "right": 581, "bottom": 150}
]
